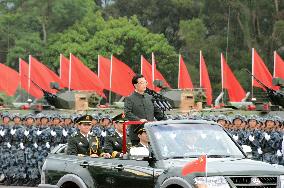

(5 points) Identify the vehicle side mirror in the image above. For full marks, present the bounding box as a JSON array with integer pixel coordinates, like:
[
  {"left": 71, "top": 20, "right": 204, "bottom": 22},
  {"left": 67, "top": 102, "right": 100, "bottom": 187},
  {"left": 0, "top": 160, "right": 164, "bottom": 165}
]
[{"left": 242, "top": 145, "right": 252, "bottom": 158}]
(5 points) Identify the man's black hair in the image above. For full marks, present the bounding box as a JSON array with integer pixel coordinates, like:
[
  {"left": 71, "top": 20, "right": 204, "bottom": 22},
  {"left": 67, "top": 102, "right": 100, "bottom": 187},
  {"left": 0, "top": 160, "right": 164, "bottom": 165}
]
[{"left": 132, "top": 74, "right": 144, "bottom": 87}]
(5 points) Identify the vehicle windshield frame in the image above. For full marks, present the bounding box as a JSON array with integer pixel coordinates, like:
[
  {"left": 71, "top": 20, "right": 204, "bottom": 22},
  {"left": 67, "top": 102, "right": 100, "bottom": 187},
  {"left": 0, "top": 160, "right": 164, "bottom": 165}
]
[{"left": 146, "top": 121, "right": 245, "bottom": 160}]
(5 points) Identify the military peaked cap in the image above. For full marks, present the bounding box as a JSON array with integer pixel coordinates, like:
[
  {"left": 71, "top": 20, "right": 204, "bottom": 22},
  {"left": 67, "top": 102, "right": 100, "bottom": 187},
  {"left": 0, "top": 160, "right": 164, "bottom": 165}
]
[
  {"left": 112, "top": 113, "right": 128, "bottom": 123},
  {"left": 134, "top": 123, "right": 146, "bottom": 135},
  {"left": 76, "top": 115, "right": 93, "bottom": 124}
]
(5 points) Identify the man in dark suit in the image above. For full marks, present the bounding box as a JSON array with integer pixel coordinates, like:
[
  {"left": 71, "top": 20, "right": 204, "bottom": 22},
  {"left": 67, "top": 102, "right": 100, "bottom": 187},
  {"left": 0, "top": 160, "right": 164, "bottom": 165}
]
[
  {"left": 124, "top": 74, "right": 165, "bottom": 145},
  {"left": 67, "top": 115, "right": 101, "bottom": 157},
  {"left": 104, "top": 113, "right": 131, "bottom": 158}
]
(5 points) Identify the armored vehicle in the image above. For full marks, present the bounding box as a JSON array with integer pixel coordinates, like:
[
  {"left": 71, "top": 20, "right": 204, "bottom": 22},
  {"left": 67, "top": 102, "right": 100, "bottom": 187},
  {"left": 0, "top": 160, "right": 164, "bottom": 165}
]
[
  {"left": 39, "top": 120, "right": 284, "bottom": 188},
  {"left": 30, "top": 81, "right": 102, "bottom": 109}
]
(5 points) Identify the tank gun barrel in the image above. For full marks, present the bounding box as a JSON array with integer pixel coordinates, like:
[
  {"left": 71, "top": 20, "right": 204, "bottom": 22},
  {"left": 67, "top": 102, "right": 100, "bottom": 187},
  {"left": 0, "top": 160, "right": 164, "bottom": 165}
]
[{"left": 244, "top": 69, "right": 284, "bottom": 107}]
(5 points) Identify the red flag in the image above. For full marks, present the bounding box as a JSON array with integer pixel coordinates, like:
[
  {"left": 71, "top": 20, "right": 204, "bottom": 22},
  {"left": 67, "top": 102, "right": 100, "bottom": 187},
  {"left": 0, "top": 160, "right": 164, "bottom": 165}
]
[
  {"left": 152, "top": 53, "right": 171, "bottom": 90},
  {"left": 141, "top": 55, "right": 155, "bottom": 90},
  {"left": 274, "top": 51, "right": 284, "bottom": 79},
  {"left": 110, "top": 56, "right": 135, "bottom": 96},
  {"left": 200, "top": 51, "right": 212, "bottom": 105},
  {"left": 98, "top": 55, "right": 111, "bottom": 90},
  {"left": 98, "top": 55, "right": 135, "bottom": 96},
  {"left": 69, "top": 54, "right": 105, "bottom": 97},
  {"left": 221, "top": 53, "right": 246, "bottom": 102},
  {"left": 182, "top": 155, "right": 206, "bottom": 176},
  {"left": 141, "top": 54, "right": 170, "bottom": 92},
  {"left": 0, "top": 63, "right": 19, "bottom": 96},
  {"left": 19, "top": 58, "right": 43, "bottom": 98},
  {"left": 178, "top": 55, "right": 193, "bottom": 89},
  {"left": 30, "top": 56, "right": 62, "bottom": 94},
  {"left": 252, "top": 48, "right": 275, "bottom": 90},
  {"left": 60, "top": 54, "right": 70, "bottom": 88}
]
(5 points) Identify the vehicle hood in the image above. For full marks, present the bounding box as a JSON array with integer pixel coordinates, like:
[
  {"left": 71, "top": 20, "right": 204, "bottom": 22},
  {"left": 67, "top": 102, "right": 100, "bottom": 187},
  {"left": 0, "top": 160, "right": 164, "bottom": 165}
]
[{"left": 160, "top": 158, "right": 284, "bottom": 176}]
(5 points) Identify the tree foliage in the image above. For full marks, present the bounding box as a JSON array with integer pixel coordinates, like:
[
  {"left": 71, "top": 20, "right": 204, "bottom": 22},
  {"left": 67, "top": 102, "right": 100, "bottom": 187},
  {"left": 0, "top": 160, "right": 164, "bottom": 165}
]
[{"left": 0, "top": 0, "right": 283, "bottom": 99}]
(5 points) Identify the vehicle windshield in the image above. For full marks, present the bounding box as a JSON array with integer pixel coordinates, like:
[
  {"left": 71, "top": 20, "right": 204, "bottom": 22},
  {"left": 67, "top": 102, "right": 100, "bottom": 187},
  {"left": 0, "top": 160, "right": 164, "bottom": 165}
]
[{"left": 149, "top": 123, "right": 245, "bottom": 159}]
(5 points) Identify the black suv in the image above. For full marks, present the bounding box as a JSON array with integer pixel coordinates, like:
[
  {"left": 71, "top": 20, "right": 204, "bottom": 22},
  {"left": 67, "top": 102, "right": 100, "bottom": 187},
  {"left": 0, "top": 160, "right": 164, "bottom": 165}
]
[{"left": 39, "top": 120, "right": 284, "bottom": 188}]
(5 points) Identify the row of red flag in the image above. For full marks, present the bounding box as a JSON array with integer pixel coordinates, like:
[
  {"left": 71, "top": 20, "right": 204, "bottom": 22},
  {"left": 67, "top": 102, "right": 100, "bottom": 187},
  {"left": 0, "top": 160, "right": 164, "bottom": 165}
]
[{"left": 0, "top": 49, "right": 283, "bottom": 105}]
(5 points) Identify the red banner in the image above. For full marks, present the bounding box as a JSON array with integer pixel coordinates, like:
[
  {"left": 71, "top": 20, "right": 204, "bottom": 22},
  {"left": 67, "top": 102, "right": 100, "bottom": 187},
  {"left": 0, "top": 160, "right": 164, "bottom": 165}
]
[
  {"left": 178, "top": 55, "right": 193, "bottom": 89},
  {"left": 19, "top": 58, "right": 43, "bottom": 98},
  {"left": 274, "top": 51, "right": 284, "bottom": 79},
  {"left": 69, "top": 54, "right": 105, "bottom": 97},
  {"left": 0, "top": 63, "right": 19, "bottom": 96},
  {"left": 200, "top": 51, "right": 212, "bottom": 105},
  {"left": 182, "top": 155, "right": 206, "bottom": 176},
  {"left": 60, "top": 54, "right": 70, "bottom": 88},
  {"left": 221, "top": 53, "right": 246, "bottom": 102},
  {"left": 30, "top": 55, "right": 62, "bottom": 94},
  {"left": 252, "top": 49, "right": 275, "bottom": 90}
]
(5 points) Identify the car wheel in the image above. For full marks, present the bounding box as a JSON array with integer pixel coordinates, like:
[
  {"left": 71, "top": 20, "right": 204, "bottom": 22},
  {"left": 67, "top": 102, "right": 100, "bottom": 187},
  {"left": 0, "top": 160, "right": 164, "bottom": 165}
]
[{"left": 160, "top": 177, "right": 192, "bottom": 188}]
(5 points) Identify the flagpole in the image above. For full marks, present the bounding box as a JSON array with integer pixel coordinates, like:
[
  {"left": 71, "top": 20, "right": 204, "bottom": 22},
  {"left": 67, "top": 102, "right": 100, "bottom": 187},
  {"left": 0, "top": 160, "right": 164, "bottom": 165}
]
[
  {"left": 68, "top": 53, "right": 72, "bottom": 91},
  {"left": 200, "top": 51, "right": 202, "bottom": 88},
  {"left": 59, "top": 54, "right": 62, "bottom": 79},
  {"left": 251, "top": 48, "right": 254, "bottom": 99},
  {"left": 19, "top": 58, "right": 23, "bottom": 101},
  {"left": 109, "top": 55, "right": 113, "bottom": 105},
  {"left": 273, "top": 51, "right": 276, "bottom": 77},
  {"left": 152, "top": 52, "right": 155, "bottom": 89},
  {"left": 178, "top": 54, "right": 181, "bottom": 89},
  {"left": 98, "top": 55, "right": 100, "bottom": 78},
  {"left": 140, "top": 55, "right": 143, "bottom": 75},
  {"left": 221, "top": 53, "right": 224, "bottom": 104},
  {"left": 28, "top": 55, "right": 31, "bottom": 100},
  {"left": 225, "top": 6, "right": 230, "bottom": 62}
]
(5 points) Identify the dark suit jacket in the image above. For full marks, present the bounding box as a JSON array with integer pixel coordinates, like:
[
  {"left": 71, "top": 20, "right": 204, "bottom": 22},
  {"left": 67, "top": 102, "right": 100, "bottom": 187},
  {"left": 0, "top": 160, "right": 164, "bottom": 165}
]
[{"left": 124, "top": 91, "right": 165, "bottom": 142}]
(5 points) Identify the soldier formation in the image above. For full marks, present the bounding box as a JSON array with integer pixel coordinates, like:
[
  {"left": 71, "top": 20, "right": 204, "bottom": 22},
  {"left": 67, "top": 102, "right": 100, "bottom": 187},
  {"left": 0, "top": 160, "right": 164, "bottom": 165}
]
[
  {"left": 0, "top": 111, "right": 283, "bottom": 186},
  {"left": 0, "top": 111, "right": 115, "bottom": 186}
]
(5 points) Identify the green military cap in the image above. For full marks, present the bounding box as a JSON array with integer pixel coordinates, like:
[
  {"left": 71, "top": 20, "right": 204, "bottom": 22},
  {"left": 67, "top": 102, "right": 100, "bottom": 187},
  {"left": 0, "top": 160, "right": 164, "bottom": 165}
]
[
  {"left": 134, "top": 123, "right": 146, "bottom": 135},
  {"left": 76, "top": 115, "right": 93, "bottom": 124},
  {"left": 112, "top": 113, "right": 128, "bottom": 123}
]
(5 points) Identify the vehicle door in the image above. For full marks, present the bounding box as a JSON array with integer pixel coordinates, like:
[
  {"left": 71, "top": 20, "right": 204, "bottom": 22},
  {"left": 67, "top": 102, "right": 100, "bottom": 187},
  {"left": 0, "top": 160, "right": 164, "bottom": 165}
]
[{"left": 110, "top": 159, "right": 154, "bottom": 188}]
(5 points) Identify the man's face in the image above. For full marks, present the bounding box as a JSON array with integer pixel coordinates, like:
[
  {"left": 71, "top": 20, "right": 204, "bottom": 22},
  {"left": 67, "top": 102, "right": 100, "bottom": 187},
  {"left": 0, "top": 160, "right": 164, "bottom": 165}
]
[
  {"left": 233, "top": 119, "right": 242, "bottom": 126},
  {"left": 78, "top": 123, "right": 92, "bottom": 135},
  {"left": 91, "top": 119, "right": 98, "bottom": 125},
  {"left": 101, "top": 119, "right": 110, "bottom": 126},
  {"left": 135, "top": 77, "right": 147, "bottom": 93},
  {"left": 41, "top": 118, "right": 49, "bottom": 125},
  {"left": 138, "top": 132, "right": 148, "bottom": 143},
  {"left": 13, "top": 117, "right": 21, "bottom": 124},
  {"left": 114, "top": 121, "right": 123, "bottom": 133},
  {"left": 3, "top": 117, "right": 10, "bottom": 124},
  {"left": 248, "top": 119, "right": 257, "bottom": 128},
  {"left": 26, "top": 118, "right": 34, "bottom": 125},
  {"left": 64, "top": 119, "right": 72, "bottom": 125},
  {"left": 53, "top": 118, "right": 61, "bottom": 125},
  {"left": 217, "top": 119, "right": 226, "bottom": 126},
  {"left": 266, "top": 120, "right": 275, "bottom": 129}
]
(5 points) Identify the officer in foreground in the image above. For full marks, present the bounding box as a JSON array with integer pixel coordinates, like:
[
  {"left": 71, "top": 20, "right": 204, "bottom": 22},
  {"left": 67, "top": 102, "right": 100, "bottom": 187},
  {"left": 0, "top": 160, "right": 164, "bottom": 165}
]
[
  {"left": 67, "top": 115, "right": 101, "bottom": 157},
  {"left": 104, "top": 113, "right": 131, "bottom": 158}
]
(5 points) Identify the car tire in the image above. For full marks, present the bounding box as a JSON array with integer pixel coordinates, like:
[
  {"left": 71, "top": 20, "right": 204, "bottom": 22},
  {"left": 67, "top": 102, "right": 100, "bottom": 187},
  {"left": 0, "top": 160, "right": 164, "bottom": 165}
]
[
  {"left": 57, "top": 174, "right": 89, "bottom": 188},
  {"left": 160, "top": 177, "right": 192, "bottom": 188}
]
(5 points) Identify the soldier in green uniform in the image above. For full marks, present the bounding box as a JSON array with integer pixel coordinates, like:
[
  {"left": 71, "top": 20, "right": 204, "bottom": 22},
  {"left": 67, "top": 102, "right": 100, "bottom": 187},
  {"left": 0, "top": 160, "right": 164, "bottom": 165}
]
[
  {"left": 67, "top": 115, "right": 101, "bottom": 157},
  {"left": 124, "top": 74, "right": 165, "bottom": 145},
  {"left": 104, "top": 113, "right": 131, "bottom": 158}
]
